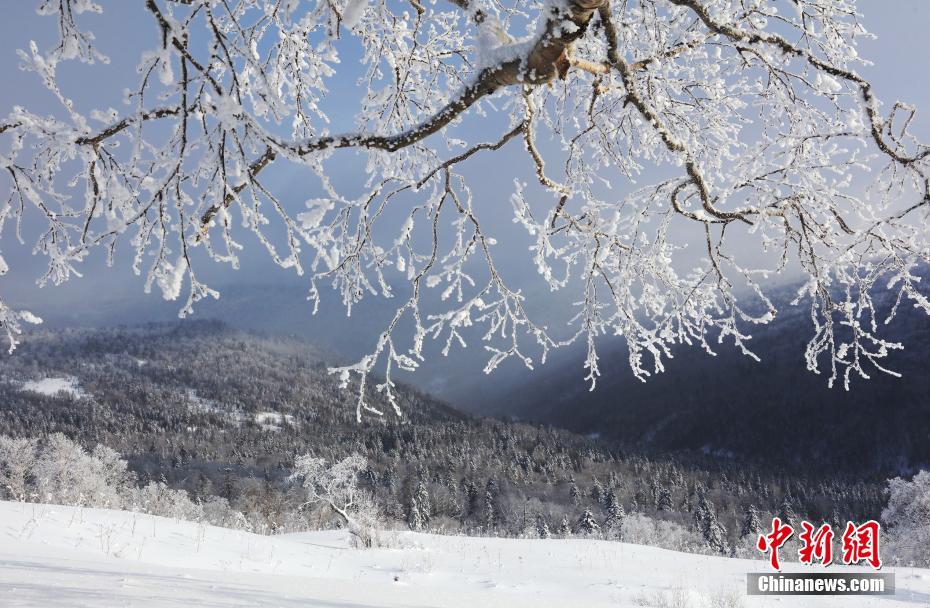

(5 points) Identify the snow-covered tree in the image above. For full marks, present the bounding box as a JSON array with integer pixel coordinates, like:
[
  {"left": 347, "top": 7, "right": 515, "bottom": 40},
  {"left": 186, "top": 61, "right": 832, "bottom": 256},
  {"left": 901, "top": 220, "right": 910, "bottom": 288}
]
[
  {"left": 289, "top": 453, "right": 379, "bottom": 547},
  {"left": 536, "top": 514, "right": 551, "bottom": 539},
  {"left": 569, "top": 477, "right": 581, "bottom": 507},
  {"left": 408, "top": 478, "right": 430, "bottom": 530},
  {"left": 33, "top": 433, "right": 129, "bottom": 507},
  {"left": 0, "top": 433, "right": 219, "bottom": 520},
  {"left": 740, "top": 503, "right": 763, "bottom": 539},
  {"left": 484, "top": 479, "right": 498, "bottom": 529},
  {"left": 577, "top": 508, "right": 601, "bottom": 535},
  {"left": 414, "top": 479, "right": 432, "bottom": 525},
  {"left": 590, "top": 477, "right": 605, "bottom": 505},
  {"left": 0, "top": 436, "right": 38, "bottom": 501},
  {"left": 649, "top": 477, "right": 661, "bottom": 511},
  {"left": 200, "top": 495, "right": 251, "bottom": 530},
  {"left": 604, "top": 487, "right": 625, "bottom": 536},
  {"left": 694, "top": 495, "right": 729, "bottom": 554},
  {"left": 1, "top": 1, "right": 928, "bottom": 415},
  {"left": 883, "top": 471, "right": 930, "bottom": 566},
  {"left": 85, "top": 444, "right": 134, "bottom": 509},
  {"left": 128, "top": 480, "right": 203, "bottom": 521},
  {"left": 657, "top": 487, "right": 673, "bottom": 512},
  {"left": 778, "top": 495, "right": 799, "bottom": 526}
]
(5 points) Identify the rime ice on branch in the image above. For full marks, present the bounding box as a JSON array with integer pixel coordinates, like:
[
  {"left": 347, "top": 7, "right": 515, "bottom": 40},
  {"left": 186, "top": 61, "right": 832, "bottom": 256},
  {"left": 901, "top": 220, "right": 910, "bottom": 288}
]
[{"left": 2, "top": 0, "right": 929, "bottom": 418}]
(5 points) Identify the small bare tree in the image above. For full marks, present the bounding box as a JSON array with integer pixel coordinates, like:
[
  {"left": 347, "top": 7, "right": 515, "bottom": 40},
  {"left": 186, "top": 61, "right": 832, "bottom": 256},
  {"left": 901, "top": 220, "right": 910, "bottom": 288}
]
[{"left": 289, "top": 453, "right": 379, "bottom": 547}]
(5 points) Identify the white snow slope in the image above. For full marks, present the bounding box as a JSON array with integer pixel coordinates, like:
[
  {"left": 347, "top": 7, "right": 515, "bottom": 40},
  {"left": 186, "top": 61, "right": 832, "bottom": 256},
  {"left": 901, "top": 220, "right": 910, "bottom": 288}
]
[
  {"left": 1, "top": 501, "right": 928, "bottom": 607},
  {"left": 18, "top": 377, "right": 83, "bottom": 398}
]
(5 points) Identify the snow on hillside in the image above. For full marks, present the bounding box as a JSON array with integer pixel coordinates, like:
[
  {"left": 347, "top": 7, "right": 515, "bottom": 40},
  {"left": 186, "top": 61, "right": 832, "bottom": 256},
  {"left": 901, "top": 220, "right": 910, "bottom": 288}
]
[
  {"left": 186, "top": 389, "right": 246, "bottom": 425},
  {"left": 19, "top": 377, "right": 84, "bottom": 398},
  {"left": 254, "top": 411, "right": 296, "bottom": 431},
  {"left": 186, "top": 389, "right": 295, "bottom": 431},
  {"left": 1, "top": 501, "right": 927, "bottom": 607}
]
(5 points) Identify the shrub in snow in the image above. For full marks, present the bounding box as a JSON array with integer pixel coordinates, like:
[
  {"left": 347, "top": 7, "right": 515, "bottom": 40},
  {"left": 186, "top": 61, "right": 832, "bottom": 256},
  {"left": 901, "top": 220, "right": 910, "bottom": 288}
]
[
  {"left": 0, "top": 433, "right": 257, "bottom": 533},
  {"left": 4, "top": 432, "right": 135, "bottom": 509},
  {"left": 622, "top": 513, "right": 703, "bottom": 554},
  {"left": 128, "top": 481, "right": 204, "bottom": 521},
  {"left": 33, "top": 433, "right": 131, "bottom": 508},
  {"left": 200, "top": 495, "right": 252, "bottom": 530},
  {"left": 635, "top": 587, "right": 745, "bottom": 608}
]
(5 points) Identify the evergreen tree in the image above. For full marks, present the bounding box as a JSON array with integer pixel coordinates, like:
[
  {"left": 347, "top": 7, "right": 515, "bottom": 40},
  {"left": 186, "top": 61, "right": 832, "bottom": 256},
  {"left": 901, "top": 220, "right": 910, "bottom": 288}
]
[
  {"left": 604, "top": 488, "right": 620, "bottom": 520},
  {"left": 407, "top": 480, "right": 430, "bottom": 530},
  {"left": 414, "top": 479, "right": 431, "bottom": 526},
  {"left": 462, "top": 478, "right": 478, "bottom": 518},
  {"left": 649, "top": 476, "right": 660, "bottom": 511},
  {"left": 657, "top": 487, "right": 673, "bottom": 512},
  {"left": 577, "top": 509, "right": 600, "bottom": 535},
  {"left": 779, "top": 494, "right": 799, "bottom": 525},
  {"left": 448, "top": 487, "right": 462, "bottom": 520},
  {"left": 590, "top": 477, "right": 604, "bottom": 505},
  {"left": 741, "top": 504, "right": 763, "bottom": 538},
  {"left": 694, "top": 495, "right": 729, "bottom": 554},
  {"left": 408, "top": 495, "right": 423, "bottom": 530},
  {"left": 607, "top": 471, "right": 621, "bottom": 489},
  {"left": 569, "top": 477, "right": 580, "bottom": 507},
  {"left": 222, "top": 467, "right": 234, "bottom": 501},
  {"left": 535, "top": 514, "right": 551, "bottom": 539},
  {"left": 604, "top": 488, "right": 625, "bottom": 537},
  {"left": 485, "top": 479, "right": 497, "bottom": 529}
]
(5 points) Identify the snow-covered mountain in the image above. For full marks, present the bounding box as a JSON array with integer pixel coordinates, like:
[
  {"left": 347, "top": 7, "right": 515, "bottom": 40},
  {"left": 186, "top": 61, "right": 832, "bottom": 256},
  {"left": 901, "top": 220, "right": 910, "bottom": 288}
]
[{"left": 2, "top": 501, "right": 925, "bottom": 608}]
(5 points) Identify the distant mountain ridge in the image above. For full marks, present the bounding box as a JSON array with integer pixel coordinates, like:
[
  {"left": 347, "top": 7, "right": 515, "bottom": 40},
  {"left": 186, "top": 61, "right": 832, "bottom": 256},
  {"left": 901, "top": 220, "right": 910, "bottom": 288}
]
[
  {"left": 12, "top": 277, "right": 576, "bottom": 408},
  {"left": 486, "top": 276, "right": 930, "bottom": 477}
]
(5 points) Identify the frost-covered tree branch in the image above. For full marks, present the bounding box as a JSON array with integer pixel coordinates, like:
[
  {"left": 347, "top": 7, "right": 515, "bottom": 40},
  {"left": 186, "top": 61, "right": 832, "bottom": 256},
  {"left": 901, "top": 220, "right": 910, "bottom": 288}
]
[{"left": 2, "top": 0, "right": 929, "bottom": 417}]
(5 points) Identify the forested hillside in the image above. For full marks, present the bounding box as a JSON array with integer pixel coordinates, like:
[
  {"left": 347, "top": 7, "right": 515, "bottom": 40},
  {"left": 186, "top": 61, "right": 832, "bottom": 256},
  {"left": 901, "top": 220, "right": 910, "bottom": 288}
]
[{"left": 0, "top": 322, "right": 887, "bottom": 557}]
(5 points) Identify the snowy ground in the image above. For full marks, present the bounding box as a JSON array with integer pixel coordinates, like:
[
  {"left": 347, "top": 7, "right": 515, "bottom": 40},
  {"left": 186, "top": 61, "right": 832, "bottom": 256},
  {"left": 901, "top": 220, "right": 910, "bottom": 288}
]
[
  {"left": 1, "top": 502, "right": 928, "bottom": 607},
  {"left": 18, "top": 377, "right": 84, "bottom": 398}
]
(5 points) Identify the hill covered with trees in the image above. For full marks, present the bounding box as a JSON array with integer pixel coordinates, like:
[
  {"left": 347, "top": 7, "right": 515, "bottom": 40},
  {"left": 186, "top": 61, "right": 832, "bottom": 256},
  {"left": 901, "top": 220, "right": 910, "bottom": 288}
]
[{"left": 0, "top": 322, "right": 889, "bottom": 557}]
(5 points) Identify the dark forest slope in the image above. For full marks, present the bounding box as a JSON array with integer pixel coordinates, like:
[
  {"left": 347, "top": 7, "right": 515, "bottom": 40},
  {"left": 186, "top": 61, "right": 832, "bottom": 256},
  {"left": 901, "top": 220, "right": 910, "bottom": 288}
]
[{"left": 491, "top": 281, "right": 930, "bottom": 477}]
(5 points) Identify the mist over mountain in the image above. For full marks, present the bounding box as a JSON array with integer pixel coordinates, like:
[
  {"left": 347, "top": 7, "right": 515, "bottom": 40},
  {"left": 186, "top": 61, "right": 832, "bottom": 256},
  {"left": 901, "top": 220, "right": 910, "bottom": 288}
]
[{"left": 11, "top": 277, "right": 575, "bottom": 408}]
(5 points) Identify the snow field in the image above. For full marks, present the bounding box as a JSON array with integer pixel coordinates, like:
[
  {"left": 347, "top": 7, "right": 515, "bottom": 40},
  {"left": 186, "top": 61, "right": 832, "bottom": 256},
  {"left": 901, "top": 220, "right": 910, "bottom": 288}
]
[{"left": 1, "top": 501, "right": 928, "bottom": 607}]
